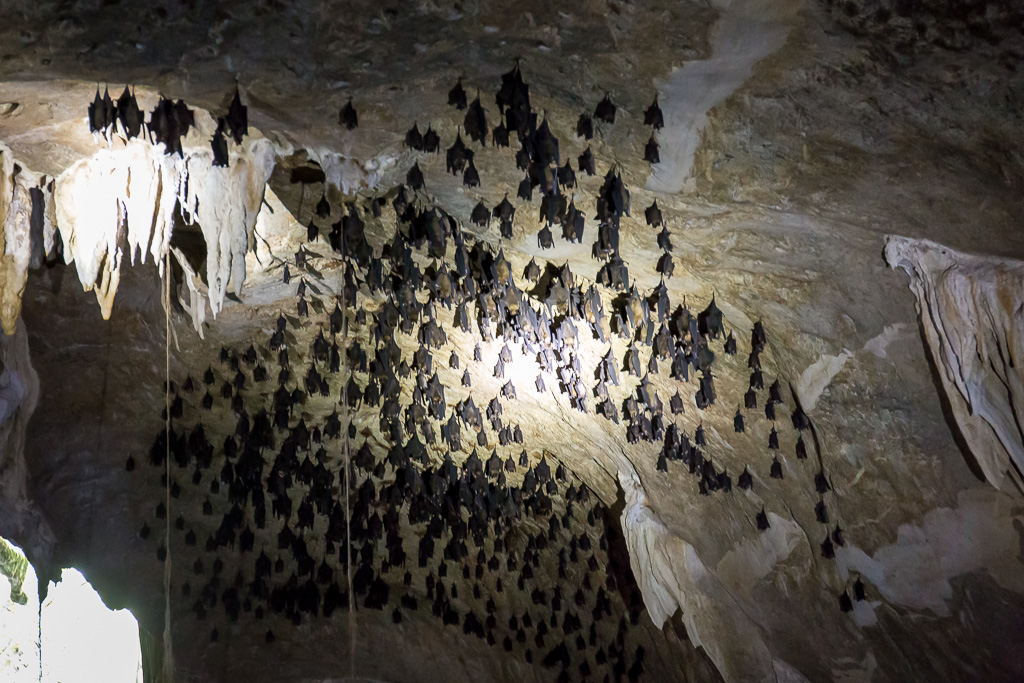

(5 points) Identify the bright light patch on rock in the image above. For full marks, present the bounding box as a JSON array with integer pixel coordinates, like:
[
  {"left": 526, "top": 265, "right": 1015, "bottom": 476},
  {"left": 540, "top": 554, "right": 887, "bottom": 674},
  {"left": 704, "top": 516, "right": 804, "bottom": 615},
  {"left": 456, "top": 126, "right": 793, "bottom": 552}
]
[{"left": 49, "top": 133, "right": 275, "bottom": 323}]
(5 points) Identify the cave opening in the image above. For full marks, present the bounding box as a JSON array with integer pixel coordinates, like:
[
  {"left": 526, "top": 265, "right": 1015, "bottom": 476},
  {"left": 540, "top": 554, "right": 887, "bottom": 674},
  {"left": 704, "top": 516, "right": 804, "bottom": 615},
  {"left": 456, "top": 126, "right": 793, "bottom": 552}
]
[{"left": 0, "top": 536, "right": 143, "bottom": 683}]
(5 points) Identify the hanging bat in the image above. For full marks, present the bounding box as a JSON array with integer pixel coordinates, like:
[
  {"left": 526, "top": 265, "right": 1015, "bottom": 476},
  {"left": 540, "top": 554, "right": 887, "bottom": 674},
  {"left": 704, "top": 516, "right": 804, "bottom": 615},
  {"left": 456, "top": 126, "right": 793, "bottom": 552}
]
[
  {"left": 463, "top": 159, "right": 480, "bottom": 187},
  {"left": 493, "top": 195, "right": 515, "bottom": 224},
  {"left": 405, "top": 122, "right": 424, "bottom": 150},
  {"left": 756, "top": 507, "right": 770, "bottom": 531},
  {"left": 448, "top": 78, "right": 468, "bottom": 109},
  {"left": 644, "top": 200, "right": 664, "bottom": 228},
  {"left": 559, "top": 160, "right": 577, "bottom": 189},
  {"left": 594, "top": 94, "right": 616, "bottom": 124},
  {"left": 339, "top": 97, "right": 358, "bottom": 129},
  {"left": 446, "top": 130, "right": 472, "bottom": 174},
  {"left": 537, "top": 226, "right": 553, "bottom": 249},
  {"left": 576, "top": 113, "right": 594, "bottom": 140},
  {"left": 226, "top": 86, "right": 247, "bottom": 144},
  {"left": 464, "top": 93, "right": 488, "bottom": 145},
  {"left": 738, "top": 466, "right": 753, "bottom": 490},
  {"left": 87, "top": 87, "right": 107, "bottom": 133},
  {"left": 492, "top": 121, "right": 510, "bottom": 147},
  {"left": 644, "top": 135, "right": 660, "bottom": 164},
  {"left": 644, "top": 95, "right": 664, "bottom": 129},
  {"left": 116, "top": 86, "right": 143, "bottom": 138},
  {"left": 406, "top": 162, "right": 425, "bottom": 190},
  {"left": 657, "top": 252, "right": 674, "bottom": 278},
  {"left": 724, "top": 331, "right": 737, "bottom": 354},
  {"left": 423, "top": 126, "right": 441, "bottom": 153},
  {"left": 211, "top": 123, "right": 230, "bottom": 167}
]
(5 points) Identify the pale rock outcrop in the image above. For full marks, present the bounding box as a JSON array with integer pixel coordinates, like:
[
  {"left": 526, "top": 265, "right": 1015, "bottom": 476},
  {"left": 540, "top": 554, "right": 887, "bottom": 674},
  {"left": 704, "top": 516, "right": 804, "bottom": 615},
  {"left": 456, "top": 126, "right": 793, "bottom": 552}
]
[
  {"left": 0, "top": 149, "right": 54, "bottom": 335},
  {"left": 53, "top": 141, "right": 182, "bottom": 319},
  {"left": 53, "top": 133, "right": 276, "bottom": 321},
  {"left": 618, "top": 469, "right": 787, "bottom": 683},
  {"left": 885, "top": 236, "right": 1024, "bottom": 494}
]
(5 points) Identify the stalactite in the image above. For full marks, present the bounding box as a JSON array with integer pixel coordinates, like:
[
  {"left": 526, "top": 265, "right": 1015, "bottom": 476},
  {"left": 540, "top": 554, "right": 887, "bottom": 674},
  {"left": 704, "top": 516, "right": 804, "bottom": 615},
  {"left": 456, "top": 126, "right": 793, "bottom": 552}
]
[
  {"left": 50, "top": 131, "right": 275, "bottom": 323},
  {"left": 618, "top": 470, "right": 779, "bottom": 683},
  {"left": 886, "top": 236, "right": 1024, "bottom": 494}
]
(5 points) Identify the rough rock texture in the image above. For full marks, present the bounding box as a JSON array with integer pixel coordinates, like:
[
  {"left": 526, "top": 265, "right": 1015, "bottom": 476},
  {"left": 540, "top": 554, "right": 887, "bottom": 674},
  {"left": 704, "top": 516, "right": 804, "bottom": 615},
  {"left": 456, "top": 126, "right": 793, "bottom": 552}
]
[
  {"left": 886, "top": 236, "right": 1024, "bottom": 494},
  {"left": 0, "top": 0, "right": 1022, "bottom": 682}
]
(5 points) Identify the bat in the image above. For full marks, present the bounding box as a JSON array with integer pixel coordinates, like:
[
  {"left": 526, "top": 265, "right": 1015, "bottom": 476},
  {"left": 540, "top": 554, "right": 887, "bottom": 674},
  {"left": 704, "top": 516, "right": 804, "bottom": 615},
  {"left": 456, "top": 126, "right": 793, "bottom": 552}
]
[
  {"left": 537, "top": 226, "right": 553, "bottom": 249},
  {"left": 644, "top": 134, "right": 660, "bottom": 164},
  {"left": 116, "top": 86, "right": 143, "bottom": 138},
  {"left": 406, "top": 162, "right": 425, "bottom": 190},
  {"left": 770, "top": 456, "right": 783, "bottom": 479},
  {"left": 815, "top": 468, "right": 831, "bottom": 493},
  {"left": 752, "top": 320, "right": 767, "bottom": 351},
  {"left": 149, "top": 97, "right": 185, "bottom": 156},
  {"left": 470, "top": 201, "right": 490, "bottom": 228},
  {"left": 100, "top": 87, "right": 116, "bottom": 131},
  {"left": 423, "top": 126, "right": 441, "bottom": 153},
  {"left": 815, "top": 500, "right": 829, "bottom": 524},
  {"left": 644, "top": 95, "right": 664, "bottom": 129},
  {"left": 594, "top": 94, "right": 616, "bottom": 124},
  {"left": 463, "top": 159, "right": 480, "bottom": 187},
  {"left": 339, "top": 97, "right": 358, "bottom": 129},
  {"left": 405, "top": 122, "right": 424, "bottom": 150},
  {"left": 208, "top": 120, "right": 231, "bottom": 167},
  {"left": 644, "top": 200, "right": 664, "bottom": 228},
  {"left": 315, "top": 192, "right": 330, "bottom": 219},
  {"left": 492, "top": 121, "right": 510, "bottom": 147},
  {"left": 821, "top": 535, "right": 835, "bottom": 559},
  {"left": 87, "top": 87, "right": 107, "bottom": 133},
  {"left": 576, "top": 113, "right": 594, "bottom": 140},
  {"left": 517, "top": 175, "right": 533, "bottom": 201},
  {"left": 226, "top": 86, "right": 247, "bottom": 144},
  {"left": 734, "top": 409, "right": 745, "bottom": 432},
  {"left": 724, "top": 331, "right": 737, "bottom": 354},
  {"left": 464, "top": 94, "right": 487, "bottom": 145},
  {"left": 446, "top": 131, "right": 473, "bottom": 174},
  {"left": 756, "top": 507, "right": 770, "bottom": 530},
  {"left": 493, "top": 195, "right": 515, "bottom": 224},
  {"left": 558, "top": 159, "right": 577, "bottom": 189},
  {"left": 732, "top": 466, "right": 751, "bottom": 492},
  {"left": 657, "top": 252, "right": 674, "bottom": 278},
  {"left": 448, "top": 78, "right": 468, "bottom": 109}
]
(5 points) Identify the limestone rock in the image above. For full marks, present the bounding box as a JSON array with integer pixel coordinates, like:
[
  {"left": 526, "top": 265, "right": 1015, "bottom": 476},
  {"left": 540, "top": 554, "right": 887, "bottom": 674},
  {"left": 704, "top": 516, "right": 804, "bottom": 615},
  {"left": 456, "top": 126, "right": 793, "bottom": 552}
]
[{"left": 886, "top": 236, "right": 1024, "bottom": 493}]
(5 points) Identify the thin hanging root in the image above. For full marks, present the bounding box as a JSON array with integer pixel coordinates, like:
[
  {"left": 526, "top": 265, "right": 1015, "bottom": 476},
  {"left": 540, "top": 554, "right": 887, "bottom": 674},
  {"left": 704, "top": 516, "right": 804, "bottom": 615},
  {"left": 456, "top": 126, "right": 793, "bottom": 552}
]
[{"left": 162, "top": 249, "right": 174, "bottom": 683}]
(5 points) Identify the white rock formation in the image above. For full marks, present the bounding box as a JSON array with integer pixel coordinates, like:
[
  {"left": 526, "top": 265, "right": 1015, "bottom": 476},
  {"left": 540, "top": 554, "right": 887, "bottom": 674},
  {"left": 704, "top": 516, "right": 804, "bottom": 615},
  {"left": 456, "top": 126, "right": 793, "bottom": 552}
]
[
  {"left": 53, "top": 133, "right": 276, "bottom": 321},
  {"left": 618, "top": 469, "right": 786, "bottom": 683},
  {"left": 885, "top": 236, "right": 1024, "bottom": 494},
  {"left": 0, "top": 149, "right": 53, "bottom": 335}
]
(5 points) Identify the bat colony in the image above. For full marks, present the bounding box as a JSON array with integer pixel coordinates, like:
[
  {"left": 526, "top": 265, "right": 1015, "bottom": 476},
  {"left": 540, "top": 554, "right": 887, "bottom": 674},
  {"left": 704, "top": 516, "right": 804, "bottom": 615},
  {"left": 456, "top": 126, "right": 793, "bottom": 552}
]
[{"left": 113, "top": 63, "right": 860, "bottom": 682}]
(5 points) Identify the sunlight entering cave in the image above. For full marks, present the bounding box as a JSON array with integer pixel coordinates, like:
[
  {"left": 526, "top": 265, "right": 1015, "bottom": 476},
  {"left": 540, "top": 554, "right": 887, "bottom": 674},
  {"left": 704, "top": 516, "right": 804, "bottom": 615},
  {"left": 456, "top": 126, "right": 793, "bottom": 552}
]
[{"left": 0, "top": 538, "right": 142, "bottom": 683}]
